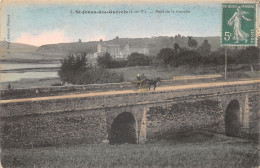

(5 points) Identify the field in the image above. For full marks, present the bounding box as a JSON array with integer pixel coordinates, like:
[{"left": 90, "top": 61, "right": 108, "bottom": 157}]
[
  {"left": 1, "top": 64, "right": 259, "bottom": 90},
  {"left": 108, "top": 65, "right": 260, "bottom": 82},
  {"left": 108, "top": 66, "right": 218, "bottom": 82},
  {"left": 1, "top": 132, "right": 259, "bottom": 168}
]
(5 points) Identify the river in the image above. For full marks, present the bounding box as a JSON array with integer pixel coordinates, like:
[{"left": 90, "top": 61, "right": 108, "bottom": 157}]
[{"left": 0, "top": 63, "right": 60, "bottom": 82}]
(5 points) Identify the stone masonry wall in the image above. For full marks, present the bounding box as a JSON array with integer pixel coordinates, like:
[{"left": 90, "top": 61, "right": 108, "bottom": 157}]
[
  {"left": 1, "top": 82, "right": 258, "bottom": 117},
  {"left": 145, "top": 98, "right": 224, "bottom": 141},
  {"left": 248, "top": 94, "right": 260, "bottom": 140},
  {"left": 0, "top": 82, "right": 259, "bottom": 148},
  {"left": 0, "top": 109, "right": 107, "bottom": 148}
]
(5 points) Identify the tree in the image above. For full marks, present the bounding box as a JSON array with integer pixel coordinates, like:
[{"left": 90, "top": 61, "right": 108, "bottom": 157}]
[
  {"left": 96, "top": 52, "right": 128, "bottom": 69},
  {"left": 127, "top": 52, "right": 150, "bottom": 66},
  {"left": 198, "top": 39, "right": 211, "bottom": 57},
  {"left": 235, "top": 46, "right": 259, "bottom": 65},
  {"left": 97, "top": 52, "right": 113, "bottom": 68},
  {"left": 187, "top": 36, "right": 198, "bottom": 48},
  {"left": 157, "top": 48, "right": 175, "bottom": 65},
  {"left": 177, "top": 48, "right": 202, "bottom": 67},
  {"left": 58, "top": 52, "right": 124, "bottom": 84},
  {"left": 174, "top": 43, "right": 181, "bottom": 54},
  {"left": 58, "top": 52, "right": 91, "bottom": 84}
]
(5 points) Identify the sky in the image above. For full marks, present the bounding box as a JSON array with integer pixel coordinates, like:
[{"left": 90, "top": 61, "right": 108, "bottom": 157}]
[{"left": 1, "top": 2, "right": 257, "bottom": 46}]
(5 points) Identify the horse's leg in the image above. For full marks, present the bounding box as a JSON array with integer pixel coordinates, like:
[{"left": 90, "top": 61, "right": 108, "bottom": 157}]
[
  {"left": 149, "top": 84, "right": 151, "bottom": 90},
  {"left": 154, "top": 83, "right": 156, "bottom": 90}
]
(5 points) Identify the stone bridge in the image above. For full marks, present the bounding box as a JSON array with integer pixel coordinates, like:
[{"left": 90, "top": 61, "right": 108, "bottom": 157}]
[{"left": 0, "top": 80, "right": 259, "bottom": 148}]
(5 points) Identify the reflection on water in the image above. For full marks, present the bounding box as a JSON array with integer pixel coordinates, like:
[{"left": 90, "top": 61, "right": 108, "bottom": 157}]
[
  {"left": 1, "top": 72, "right": 58, "bottom": 82},
  {"left": 0, "top": 63, "right": 59, "bottom": 82},
  {"left": 1, "top": 63, "right": 59, "bottom": 70}
]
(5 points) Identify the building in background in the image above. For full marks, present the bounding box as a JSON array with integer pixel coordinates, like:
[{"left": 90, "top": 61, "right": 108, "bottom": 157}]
[{"left": 94, "top": 40, "right": 149, "bottom": 59}]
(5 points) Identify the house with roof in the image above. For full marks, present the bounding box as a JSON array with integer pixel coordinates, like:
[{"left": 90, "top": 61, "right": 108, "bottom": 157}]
[{"left": 94, "top": 41, "right": 149, "bottom": 59}]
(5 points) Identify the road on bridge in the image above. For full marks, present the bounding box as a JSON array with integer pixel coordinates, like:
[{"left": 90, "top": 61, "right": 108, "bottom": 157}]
[{"left": 1, "top": 79, "right": 259, "bottom": 104}]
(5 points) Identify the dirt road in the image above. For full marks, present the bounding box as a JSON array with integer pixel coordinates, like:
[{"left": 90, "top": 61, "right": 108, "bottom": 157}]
[{"left": 0, "top": 79, "right": 259, "bottom": 104}]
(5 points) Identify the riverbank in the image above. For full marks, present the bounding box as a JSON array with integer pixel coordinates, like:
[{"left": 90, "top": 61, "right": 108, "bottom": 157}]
[
  {"left": 1, "top": 64, "right": 259, "bottom": 90},
  {"left": 1, "top": 77, "right": 61, "bottom": 89},
  {"left": 1, "top": 132, "right": 258, "bottom": 168}
]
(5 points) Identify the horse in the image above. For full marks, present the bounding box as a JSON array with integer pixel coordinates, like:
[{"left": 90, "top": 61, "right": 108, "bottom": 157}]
[{"left": 144, "top": 77, "right": 161, "bottom": 90}]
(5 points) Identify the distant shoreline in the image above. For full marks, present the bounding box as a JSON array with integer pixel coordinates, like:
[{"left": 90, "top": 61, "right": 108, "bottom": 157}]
[
  {"left": 0, "top": 59, "right": 60, "bottom": 64},
  {"left": 0, "top": 67, "right": 58, "bottom": 73},
  {"left": 0, "top": 77, "right": 60, "bottom": 89}
]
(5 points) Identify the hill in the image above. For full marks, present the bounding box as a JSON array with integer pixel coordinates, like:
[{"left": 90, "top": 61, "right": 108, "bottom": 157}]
[
  {"left": 0, "top": 41, "right": 60, "bottom": 62},
  {"left": 2, "top": 36, "right": 258, "bottom": 62},
  {"left": 37, "top": 36, "right": 222, "bottom": 56},
  {"left": 37, "top": 41, "right": 99, "bottom": 54},
  {"left": 0, "top": 41, "right": 37, "bottom": 51}
]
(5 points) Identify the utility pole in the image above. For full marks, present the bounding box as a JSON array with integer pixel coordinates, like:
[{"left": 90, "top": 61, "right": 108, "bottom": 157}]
[{"left": 225, "top": 47, "right": 227, "bottom": 80}]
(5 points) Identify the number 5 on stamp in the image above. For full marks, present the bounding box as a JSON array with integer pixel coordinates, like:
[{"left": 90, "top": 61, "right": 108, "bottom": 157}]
[{"left": 222, "top": 3, "right": 257, "bottom": 46}]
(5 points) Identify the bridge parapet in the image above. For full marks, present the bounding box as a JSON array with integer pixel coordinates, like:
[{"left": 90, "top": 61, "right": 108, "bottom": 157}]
[{"left": 0, "top": 80, "right": 259, "bottom": 117}]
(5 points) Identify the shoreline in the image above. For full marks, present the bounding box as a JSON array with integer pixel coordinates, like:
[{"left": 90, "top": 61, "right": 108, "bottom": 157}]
[
  {"left": 0, "top": 67, "right": 59, "bottom": 73},
  {"left": 0, "top": 59, "right": 60, "bottom": 64},
  {"left": 0, "top": 77, "right": 61, "bottom": 89}
]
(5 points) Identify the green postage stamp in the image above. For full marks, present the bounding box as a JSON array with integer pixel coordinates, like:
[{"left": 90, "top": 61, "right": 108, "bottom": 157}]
[{"left": 222, "top": 3, "right": 257, "bottom": 46}]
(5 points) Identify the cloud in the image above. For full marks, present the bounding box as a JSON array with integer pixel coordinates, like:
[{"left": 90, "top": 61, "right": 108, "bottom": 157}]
[{"left": 15, "top": 29, "right": 71, "bottom": 46}]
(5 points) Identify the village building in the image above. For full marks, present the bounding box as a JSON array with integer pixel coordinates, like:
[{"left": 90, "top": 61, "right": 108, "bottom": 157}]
[{"left": 94, "top": 41, "right": 149, "bottom": 59}]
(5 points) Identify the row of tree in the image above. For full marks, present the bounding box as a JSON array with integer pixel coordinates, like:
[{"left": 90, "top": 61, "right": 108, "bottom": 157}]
[
  {"left": 97, "top": 52, "right": 152, "bottom": 68},
  {"left": 96, "top": 39, "right": 259, "bottom": 69},
  {"left": 58, "top": 39, "right": 259, "bottom": 84},
  {"left": 157, "top": 45, "right": 259, "bottom": 67}
]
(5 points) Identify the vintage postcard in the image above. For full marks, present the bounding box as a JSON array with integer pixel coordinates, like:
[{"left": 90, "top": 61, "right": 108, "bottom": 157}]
[{"left": 0, "top": 0, "right": 259, "bottom": 167}]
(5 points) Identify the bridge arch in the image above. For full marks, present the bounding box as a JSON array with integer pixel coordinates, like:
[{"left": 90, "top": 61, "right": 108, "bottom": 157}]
[
  {"left": 110, "top": 112, "right": 137, "bottom": 144},
  {"left": 225, "top": 99, "right": 240, "bottom": 137}
]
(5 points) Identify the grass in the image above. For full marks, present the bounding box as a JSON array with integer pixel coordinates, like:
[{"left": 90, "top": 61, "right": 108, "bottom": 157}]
[
  {"left": 108, "top": 65, "right": 260, "bottom": 82},
  {"left": 1, "top": 65, "right": 259, "bottom": 100},
  {"left": 108, "top": 66, "right": 191, "bottom": 82},
  {"left": 1, "top": 132, "right": 258, "bottom": 168},
  {"left": 0, "top": 77, "right": 61, "bottom": 90},
  {"left": 2, "top": 64, "right": 259, "bottom": 90},
  {"left": 1, "top": 65, "right": 210, "bottom": 90}
]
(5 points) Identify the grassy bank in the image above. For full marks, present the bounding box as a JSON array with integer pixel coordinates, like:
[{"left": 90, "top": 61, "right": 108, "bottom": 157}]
[
  {"left": 1, "top": 132, "right": 258, "bottom": 168},
  {"left": 1, "top": 77, "right": 61, "bottom": 90},
  {"left": 108, "top": 65, "right": 260, "bottom": 82},
  {"left": 108, "top": 66, "right": 196, "bottom": 82},
  {"left": 1, "top": 65, "right": 259, "bottom": 90}
]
